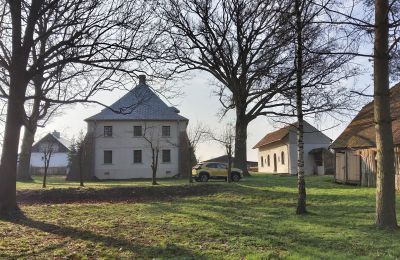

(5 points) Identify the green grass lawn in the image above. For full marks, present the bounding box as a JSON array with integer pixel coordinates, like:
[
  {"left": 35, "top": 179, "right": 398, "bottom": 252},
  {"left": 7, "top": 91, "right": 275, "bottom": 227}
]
[
  {"left": 2, "top": 174, "right": 400, "bottom": 259},
  {"left": 16, "top": 175, "right": 192, "bottom": 190}
]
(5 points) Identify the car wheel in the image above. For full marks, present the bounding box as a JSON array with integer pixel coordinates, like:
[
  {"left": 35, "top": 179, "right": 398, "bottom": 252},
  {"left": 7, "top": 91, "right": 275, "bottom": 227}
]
[
  {"left": 199, "top": 173, "right": 209, "bottom": 182},
  {"left": 231, "top": 172, "right": 241, "bottom": 182}
]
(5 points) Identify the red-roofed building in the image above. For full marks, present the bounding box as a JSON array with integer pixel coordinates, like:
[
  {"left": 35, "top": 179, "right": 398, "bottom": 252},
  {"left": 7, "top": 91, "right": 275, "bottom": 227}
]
[{"left": 253, "top": 121, "right": 333, "bottom": 175}]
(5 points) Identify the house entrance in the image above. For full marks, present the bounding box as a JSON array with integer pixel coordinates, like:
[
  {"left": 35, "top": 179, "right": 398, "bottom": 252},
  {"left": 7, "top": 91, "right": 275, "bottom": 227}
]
[{"left": 273, "top": 153, "right": 277, "bottom": 172}]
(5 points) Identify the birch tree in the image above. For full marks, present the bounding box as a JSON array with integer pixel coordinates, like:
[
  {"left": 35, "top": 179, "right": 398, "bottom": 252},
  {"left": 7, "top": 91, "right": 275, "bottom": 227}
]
[{"left": 273, "top": 0, "right": 360, "bottom": 214}]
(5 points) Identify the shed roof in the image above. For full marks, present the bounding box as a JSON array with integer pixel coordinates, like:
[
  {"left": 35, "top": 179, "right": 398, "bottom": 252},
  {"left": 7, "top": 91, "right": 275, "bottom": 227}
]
[
  {"left": 86, "top": 82, "right": 188, "bottom": 122},
  {"left": 331, "top": 82, "right": 400, "bottom": 149}
]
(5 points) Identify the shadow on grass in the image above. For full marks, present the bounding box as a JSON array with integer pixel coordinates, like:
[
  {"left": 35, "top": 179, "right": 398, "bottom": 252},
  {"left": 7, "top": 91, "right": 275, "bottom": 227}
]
[
  {"left": 3, "top": 212, "right": 204, "bottom": 259},
  {"left": 17, "top": 184, "right": 229, "bottom": 205}
]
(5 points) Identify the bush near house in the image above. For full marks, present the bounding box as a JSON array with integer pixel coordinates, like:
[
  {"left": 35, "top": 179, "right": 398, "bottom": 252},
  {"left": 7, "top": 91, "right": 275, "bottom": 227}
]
[{"left": 1, "top": 175, "right": 399, "bottom": 259}]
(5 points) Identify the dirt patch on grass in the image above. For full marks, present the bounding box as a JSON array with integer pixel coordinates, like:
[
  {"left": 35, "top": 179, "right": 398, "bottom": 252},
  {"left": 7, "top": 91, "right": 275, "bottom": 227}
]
[{"left": 17, "top": 184, "right": 230, "bottom": 205}]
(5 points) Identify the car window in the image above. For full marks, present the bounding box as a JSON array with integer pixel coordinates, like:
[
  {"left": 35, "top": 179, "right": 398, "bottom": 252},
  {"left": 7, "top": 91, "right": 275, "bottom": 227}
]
[
  {"left": 218, "top": 163, "right": 227, "bottom": 169},
  {"left": 206, "top": 163, "right": 217, "bottom": 168}
]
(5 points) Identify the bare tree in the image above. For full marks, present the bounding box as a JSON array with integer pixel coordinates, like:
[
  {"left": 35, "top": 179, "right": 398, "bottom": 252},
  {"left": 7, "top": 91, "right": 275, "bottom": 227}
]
[
  {"left": 40, "top": 138, "right": 57, "bottom": 188},
  {"left": 160, "top": 0, "right": 295, "bottom": 175},
  {"left": 266, "top": 0, "right": 360, "bottom": 215},
  {"left": 143, "top": 124, "right": 162, "bottom": 185},
  {"left": 68, "top": 131, "right": 86, "bottom": 187},
  {"left": 186, "top": 122, "right": 209, "bottom": 183},
  {"left": 208, "top": 123, "right": 235, "bottom": 182},
  {"left": 0, "top": 0, "right": 167, "bottom": 215}
]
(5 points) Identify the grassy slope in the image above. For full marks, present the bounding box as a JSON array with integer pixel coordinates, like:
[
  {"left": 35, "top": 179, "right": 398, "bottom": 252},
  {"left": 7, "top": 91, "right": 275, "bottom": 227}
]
[{"left": 1, "top": 175, "right": 399, "bottom": 259}]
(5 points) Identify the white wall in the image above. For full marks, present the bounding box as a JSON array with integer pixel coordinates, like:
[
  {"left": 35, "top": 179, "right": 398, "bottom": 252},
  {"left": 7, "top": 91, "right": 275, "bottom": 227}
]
[
  {"left": 288, "top": 143, "right": 330, "bottom": 175},
  {"left": 88, "top": 120, "right": 187, "bottom": 179},
  {"left": 258, "top": 140, "right": 290, "bottom": 174},
  {"left": 30, "top": 152, "right": 69, "bottom": 167},
  {"left": 287, "top": 122, "right": 332, "bottom": 175},
  {"left": 257, "top": 122, "right": 332, "bottom": 175}
]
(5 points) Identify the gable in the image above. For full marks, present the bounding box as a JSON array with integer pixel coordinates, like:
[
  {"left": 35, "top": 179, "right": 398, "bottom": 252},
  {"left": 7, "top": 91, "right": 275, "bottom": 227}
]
[
  {"left": 299, "top": 121, "right": 333, "bottom": 144},
  {"left": 32, "top": 134, "right": 71, "bottom": 153},
  {"left": 254, "top": 121, "right": 332, "bottom": 149},
  {"left": 253, "top": 126, "right": 290, "bottom": 148}
]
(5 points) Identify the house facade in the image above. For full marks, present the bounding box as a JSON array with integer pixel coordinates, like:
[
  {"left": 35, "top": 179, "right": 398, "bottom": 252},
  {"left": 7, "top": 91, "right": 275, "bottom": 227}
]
[
  {"left": 30, "top": 131, "right": 71, "bottom": 175},
  {"left": 253, "top": 121, "right": 333, "bottom": 175},
  {"left": 85, "top": 75, "right": 189, "bottom": 180},
  {"left": 331, "top": 83, "right": 400, "bottom": 190}
]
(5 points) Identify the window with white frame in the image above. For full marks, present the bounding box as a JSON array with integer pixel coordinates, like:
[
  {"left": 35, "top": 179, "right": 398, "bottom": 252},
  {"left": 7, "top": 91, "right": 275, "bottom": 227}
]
[{"left": 104, "top": 126, "right": 113, "bottom": 137}]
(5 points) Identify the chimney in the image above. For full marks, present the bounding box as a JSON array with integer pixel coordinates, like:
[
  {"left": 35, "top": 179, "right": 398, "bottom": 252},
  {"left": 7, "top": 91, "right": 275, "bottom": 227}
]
[
  {"left": 52, "top": 130, "right": 60, "bottom": 139},
  {"left": 139, "top": 74, "right": 146, "bottom": 85}
]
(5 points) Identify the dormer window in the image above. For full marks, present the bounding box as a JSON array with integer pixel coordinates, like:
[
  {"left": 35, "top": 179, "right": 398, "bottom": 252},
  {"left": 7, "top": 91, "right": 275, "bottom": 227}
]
[
  {"left": 104, "top": 126, "right": 112, "bottom": 137},
  {"left": 162, "top": 126, "right": 171, "bottom": 137}
]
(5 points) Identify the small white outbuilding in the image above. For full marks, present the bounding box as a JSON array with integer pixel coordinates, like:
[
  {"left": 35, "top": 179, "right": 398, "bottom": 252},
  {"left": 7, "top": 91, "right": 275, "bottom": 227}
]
[
  {"left": 253, "top": 121, "right": 334, "bottom": 175},
  {"left": 30, "top": 131, "right": 71, "bottom": 175}
]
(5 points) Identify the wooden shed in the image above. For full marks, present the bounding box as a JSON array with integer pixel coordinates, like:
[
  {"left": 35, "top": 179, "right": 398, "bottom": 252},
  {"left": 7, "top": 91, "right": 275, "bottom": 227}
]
[{"left": 331, "top": 83, "right": 400, "bottom": 190}]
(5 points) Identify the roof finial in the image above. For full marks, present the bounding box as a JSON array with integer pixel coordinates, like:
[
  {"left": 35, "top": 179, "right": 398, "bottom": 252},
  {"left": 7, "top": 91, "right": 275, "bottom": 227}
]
[{"left": 139, "top": 74, "right": 146, "bottom": 85}]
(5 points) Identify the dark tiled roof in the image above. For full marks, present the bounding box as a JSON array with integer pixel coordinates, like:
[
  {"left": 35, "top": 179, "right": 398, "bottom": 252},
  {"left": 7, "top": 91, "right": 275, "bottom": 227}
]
[
  {"left": 86, "top": 83, "right": 188, "bottom": 122},
  {"left": 331, "top": 82, "right": 400, "bottom": 149}
]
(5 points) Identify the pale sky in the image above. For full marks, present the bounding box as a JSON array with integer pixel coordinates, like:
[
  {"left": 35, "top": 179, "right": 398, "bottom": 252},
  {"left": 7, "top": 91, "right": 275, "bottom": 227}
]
[{"left": 34, "top": 63, "right": 373, "bottom": 162}]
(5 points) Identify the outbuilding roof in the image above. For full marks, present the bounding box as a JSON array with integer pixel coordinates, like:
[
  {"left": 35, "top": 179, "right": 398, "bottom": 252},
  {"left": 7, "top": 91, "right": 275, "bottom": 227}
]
[
  {"left": 331, "top": 82, "right": 400, "bottom": 149},
  {"left": 86, "top": 78, "right": 188, "bottom": 122},
  {"left": 253, "top": 121, "right": 332, "bottom": 149},
  {"left": 31, "top": 132, "right": 72, "bottom": 153},
  {"left": 253, "top": 125, "right": 291, "bottom": 148}
]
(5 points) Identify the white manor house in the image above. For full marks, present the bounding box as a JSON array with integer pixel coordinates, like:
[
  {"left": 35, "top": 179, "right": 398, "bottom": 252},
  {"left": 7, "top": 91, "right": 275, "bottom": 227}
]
[{"left": 85, "top": 75, "right": 189, "bottom": 179}]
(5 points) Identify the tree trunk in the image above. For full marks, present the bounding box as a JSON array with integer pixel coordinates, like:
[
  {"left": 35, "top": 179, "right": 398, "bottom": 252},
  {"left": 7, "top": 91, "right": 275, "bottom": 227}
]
[
  {"left": 0, "top": 96, "right": 23, "bottom": 215},
  {"left": 295, "top": 0, "right": 307, "bottom": 215},
  {"left": 227, "top": 146, "right": 232, "bottom": 183},
  {"left": 188, "top": 146, "right": 193, "bottom": 183},
  {"left": 42, "top": 166, "right": 48, "bottom": 188},
  {"left": 17, "top": 126, "right": 36, "bottom": 181},
  {"left": 374, "top": 0, "right": 397, "bottom": 229},
  {"left": 234, "top": 107, "right": 249, "bottom": 176},
  {"left": 79, "top": 149, "right": 84, "bottom": 187},
  {"left": 152, "top": 149, "right": 158, "bottom": 185}
]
